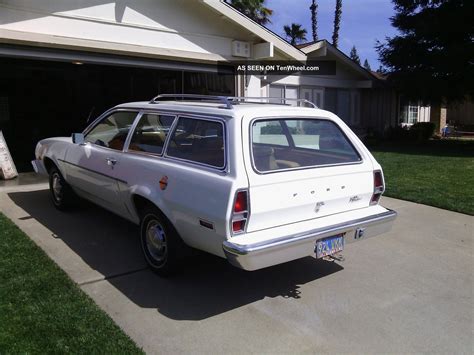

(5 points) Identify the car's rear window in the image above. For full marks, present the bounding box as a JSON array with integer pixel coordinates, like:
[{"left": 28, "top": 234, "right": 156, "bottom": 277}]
[{"left": 251, "top": 118, "right": 361, "bottom": 172}]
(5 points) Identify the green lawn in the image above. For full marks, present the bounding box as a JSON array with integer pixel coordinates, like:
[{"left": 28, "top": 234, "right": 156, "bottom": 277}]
[
  {"left": 369, "top": 139, "right": 474, "bottom": 215},
  {"left": 0, "top": 213, "right": 143, "bottom": 354}
]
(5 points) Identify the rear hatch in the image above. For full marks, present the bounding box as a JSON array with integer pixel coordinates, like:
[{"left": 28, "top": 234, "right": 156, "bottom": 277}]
[{"left": 244, "top": 116, "right": 375, "bottom": 233}]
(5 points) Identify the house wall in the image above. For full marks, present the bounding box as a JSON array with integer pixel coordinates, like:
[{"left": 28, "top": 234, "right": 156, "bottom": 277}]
[
  {"left": 263, "top": 68, "right": 372, "bottom": 130},
  {"left": 447, "top": 100, "right": 474, "bottom": 126},
  {"left": 360, "top": 88, "right": 398, "bottom": 134},
  {"left": 0, "top": 0, "right": 254, "bottom": 59},
  {"left": 246, "top": 75, "right": 263, "bottom": 97}
]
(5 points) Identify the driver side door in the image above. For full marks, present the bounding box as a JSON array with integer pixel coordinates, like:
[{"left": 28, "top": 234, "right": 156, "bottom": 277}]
[{"left": 64, "top": 110, "right": 139, "bottom": 217}]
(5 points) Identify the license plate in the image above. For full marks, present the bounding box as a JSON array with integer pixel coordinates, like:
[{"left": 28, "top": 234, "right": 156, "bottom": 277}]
[{"left": 315, "top": 234, "right": 344, "bottom": 258}]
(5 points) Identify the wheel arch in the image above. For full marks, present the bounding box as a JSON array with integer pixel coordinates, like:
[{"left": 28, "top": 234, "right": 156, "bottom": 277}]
[
  {"left": 131, "top": 193, "right": 186, "bottom": 244},
  {"left": 43, "top": 157, "right": 56, "bottom": 173},
  {"left": 132, "top": 194, "right": 173, "bottom": 225}
]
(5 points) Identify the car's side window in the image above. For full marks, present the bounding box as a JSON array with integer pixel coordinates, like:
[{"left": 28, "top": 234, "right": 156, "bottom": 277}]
[
  {"left": 128, "top": 114, "right": 175, "bottom": 155},
  {"left": 166, "top": 117, "right": 225, "bottom": 169},
  {"left": 85, "top": 111, "right": 138, "bottom": 151}
]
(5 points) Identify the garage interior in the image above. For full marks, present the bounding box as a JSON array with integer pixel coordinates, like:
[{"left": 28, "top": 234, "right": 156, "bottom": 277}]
[{"left": 0, "top": 47, "right": 235, "bottom": 172}]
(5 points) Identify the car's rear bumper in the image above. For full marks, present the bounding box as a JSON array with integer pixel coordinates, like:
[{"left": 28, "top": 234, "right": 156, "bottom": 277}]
[
  {"left": 31, "top": 159, "right": 48, "bottom": 176},
  {"left": 223, "top": 208, "right": 397, "bottom": 271}
]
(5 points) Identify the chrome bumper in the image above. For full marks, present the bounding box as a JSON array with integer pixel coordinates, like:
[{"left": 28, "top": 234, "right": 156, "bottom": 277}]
[
  {"left": 223, "top": 209, "right": 397, "bottom": 271},
  {"left": 31, "top": 159, "right": 48, "bottom": 176}
]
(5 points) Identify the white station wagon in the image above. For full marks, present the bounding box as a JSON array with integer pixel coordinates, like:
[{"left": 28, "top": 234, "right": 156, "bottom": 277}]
[{"left": 32, "top": 95, "right": 396, "bottom": 275}]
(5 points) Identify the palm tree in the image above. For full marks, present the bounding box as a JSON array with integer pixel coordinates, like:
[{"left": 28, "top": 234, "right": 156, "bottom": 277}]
[
  {"left": 229, "top": 0, "right": 273, "bottom": 26},
  {"left": 310, "top": 0, "right": 318, "bottom": 41},
  {"left": 332, "top": 0, "right": 342, "bottom": 48},
  {"left": 284, "top": 23, "right": 308, "bottom": 45}
]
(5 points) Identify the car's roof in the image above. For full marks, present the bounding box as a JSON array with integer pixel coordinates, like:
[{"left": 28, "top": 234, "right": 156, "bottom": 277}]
[{"left": 115, "top": 101, "right": 334, "bottom": 119}]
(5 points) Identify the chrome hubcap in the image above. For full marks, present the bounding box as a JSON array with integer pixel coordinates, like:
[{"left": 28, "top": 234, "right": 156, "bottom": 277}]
[
  {"left": 52, "top": 173, "right": 63, "bottom": 202},
  {"left": 145, "top": 220, "right": 167, "bottom": 262}
]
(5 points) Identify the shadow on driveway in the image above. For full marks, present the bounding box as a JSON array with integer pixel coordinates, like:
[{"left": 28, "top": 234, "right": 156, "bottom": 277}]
[{"left": 8, "top": 189, "right": 343, "bottom": 321}]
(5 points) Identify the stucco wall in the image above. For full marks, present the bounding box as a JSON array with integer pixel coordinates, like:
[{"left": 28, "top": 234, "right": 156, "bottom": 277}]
[{"left": 0, "top": 0, "right": 270, "bottom": 59}]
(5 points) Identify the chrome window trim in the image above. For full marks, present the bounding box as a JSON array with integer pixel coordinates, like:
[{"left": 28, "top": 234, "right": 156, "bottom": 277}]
[
  {"left": 123, "top": 110, "right": 145, "bottom": 152},
  {"left": 248, "top": 116, "right": 364, "bottom": 175},
  {"left": 163, "top": 115, "right": 228, "bottom": 172}
]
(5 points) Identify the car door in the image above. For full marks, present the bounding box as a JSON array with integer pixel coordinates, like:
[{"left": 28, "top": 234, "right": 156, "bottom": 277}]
[{"left": 64, "top": 110, "right": 139, "bottom": 217}]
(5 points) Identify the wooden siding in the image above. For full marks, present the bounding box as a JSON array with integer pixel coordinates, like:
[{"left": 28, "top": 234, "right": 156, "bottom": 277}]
[
  {"left": 447, "top": 100, "right": 474, "bottom": 125},
  {"left": 360, "top": 88, "right": 398, "bottom": 134}
]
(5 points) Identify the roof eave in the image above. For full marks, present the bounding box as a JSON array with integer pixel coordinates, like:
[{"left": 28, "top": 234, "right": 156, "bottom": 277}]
[
  {"left": 301, "top": 40, "right": 379, "bottom": 81},
  {"left": 201, "top": 0, "right": 306, "bottom": 61}
]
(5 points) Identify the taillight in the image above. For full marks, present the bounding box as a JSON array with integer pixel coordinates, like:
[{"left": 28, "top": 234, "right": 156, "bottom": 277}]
[
  {"left": 370, "top": 170, "right": 385, "bottom": 205},
  {"left": 231, "top": 190, "right": 249, "bottom": 235},
  {"left": 234, "top": 190, "right": 247, "bottom": 212}
]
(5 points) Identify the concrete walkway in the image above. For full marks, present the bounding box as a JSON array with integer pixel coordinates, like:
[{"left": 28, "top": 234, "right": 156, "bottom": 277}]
[{"left": 1, "top": 183, "right": 472, "bottom": 353}]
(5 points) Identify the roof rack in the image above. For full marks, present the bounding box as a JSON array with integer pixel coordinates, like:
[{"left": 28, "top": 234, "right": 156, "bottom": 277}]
[
  {"left": 149, "top": 94, "right": 233, "bottom": 109},
  {"left": 149, "top": 94, "right": 317, "bottom": 109},
  {"left": 229, "top": 96, "right": 317, "bottom": 108}
]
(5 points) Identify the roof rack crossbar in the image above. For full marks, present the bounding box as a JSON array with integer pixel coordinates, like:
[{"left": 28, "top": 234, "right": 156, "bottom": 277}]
[
  {"left": 149, "top": 94, "right": 233, "bottom": 109},
  {"left": 228, "top": 96, "right": 318, "bottom": 108},
  {"left": 149, "top": 94, "right": 317, "bottom": 109}
]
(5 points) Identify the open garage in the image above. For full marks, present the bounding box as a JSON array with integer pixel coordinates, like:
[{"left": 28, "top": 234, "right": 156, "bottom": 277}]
[{"left": 0, "top": 46, "right": 235, "bottom": 171}]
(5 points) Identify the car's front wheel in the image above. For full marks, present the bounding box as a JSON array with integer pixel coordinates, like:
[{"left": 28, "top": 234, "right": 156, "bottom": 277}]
[
  {"left": 49, "top": 166, "right": 75, "bottom": 210},
  {"left": 140, "top": 207, "right": 184, "bottom": 276}
]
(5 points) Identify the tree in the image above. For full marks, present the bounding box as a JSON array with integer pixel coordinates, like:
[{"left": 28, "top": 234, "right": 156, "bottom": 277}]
[
  {"left": 228, "top": 0, "right": 273, "bottom": 26},
  {"left": 377, "top": 65, "right": 386, "bottom": 74},
  {"left": 363, "top": 59, "right": 371, "bottom": 71},
  {"left": 332, "top": 0, "right": 342, "bottom": 47},
  {"left": 310, "top": 0, "right": 318, "bottom": 41},
  {"left": 376, "top": 0, "right": 474, "bottom": 103},
  {"left": 284, "top": 23, "right": 308, "bottom": 45},
  {"left": 349, "top": 45, "right": 360, "bottom": 65}
]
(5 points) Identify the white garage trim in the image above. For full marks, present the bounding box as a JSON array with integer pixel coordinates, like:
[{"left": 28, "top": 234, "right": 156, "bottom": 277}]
[
  {"left": 0, "top": 42, "right": 235, "bottom": 74},
  {"left": 0, "top": 28, "right": 234, "bottom": 65}
]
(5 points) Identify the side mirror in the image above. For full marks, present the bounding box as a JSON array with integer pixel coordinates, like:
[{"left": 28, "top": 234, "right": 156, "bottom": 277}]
[{"left": 72, "top": 133, "right": 85, "bottom": 145}]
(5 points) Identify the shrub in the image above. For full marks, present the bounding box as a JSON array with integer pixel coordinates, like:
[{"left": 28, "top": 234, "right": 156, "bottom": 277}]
[
  {"left": 385, "top": 125, "right": 411, "bottom": 141},
  {"left": 410, "top": 122, "right": 436, "bottom": 141}
]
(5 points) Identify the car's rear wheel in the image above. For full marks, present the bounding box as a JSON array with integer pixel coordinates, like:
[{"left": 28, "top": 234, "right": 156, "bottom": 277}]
[
  {"left": 49, "top": 166, "right": 75, "bottom": 210},
  {"left": 140, "top": 207, "right": 184, "bottom": 276}
]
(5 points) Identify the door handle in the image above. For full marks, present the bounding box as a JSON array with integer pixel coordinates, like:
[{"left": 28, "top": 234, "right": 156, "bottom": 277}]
[{"left": 106, "top": 157, "right": 117, "bottom": 166}]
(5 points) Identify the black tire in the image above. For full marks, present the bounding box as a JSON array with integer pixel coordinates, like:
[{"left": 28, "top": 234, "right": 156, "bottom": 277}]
[
  {"left": 139, "top": 207, "right": 184, "bottom": 276},
  {"left": 49, "top": 166, "right": 75, "bottom": 210}
]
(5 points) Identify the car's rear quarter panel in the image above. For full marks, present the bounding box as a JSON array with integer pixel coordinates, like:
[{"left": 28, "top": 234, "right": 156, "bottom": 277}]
[
  {"left": 240, "top": 109, "right": 377, "bottom": 233},
  {"left": 119, "top": 114, "right": 248, "bottom": 257}
]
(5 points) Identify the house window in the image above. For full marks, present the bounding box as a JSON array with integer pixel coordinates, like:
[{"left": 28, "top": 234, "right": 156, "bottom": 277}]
[
  {"left": 408, "top": 105, "right": 419, "bottom": 124},
  {"left": 269, "top": 85, "right": 299, "bottom": 106},
  {"left": 399, "top": 98, "right": 419, "bottom": 125}
]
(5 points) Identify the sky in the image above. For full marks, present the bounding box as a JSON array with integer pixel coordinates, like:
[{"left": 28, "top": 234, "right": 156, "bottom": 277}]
[{"left": 265, "top": 0, "right": 398, "bottom": 69}]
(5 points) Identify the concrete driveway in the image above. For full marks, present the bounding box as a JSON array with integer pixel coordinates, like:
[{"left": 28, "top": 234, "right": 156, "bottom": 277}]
[{"left": 1, "top": 182, "right": 472, "bottom": 353}]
